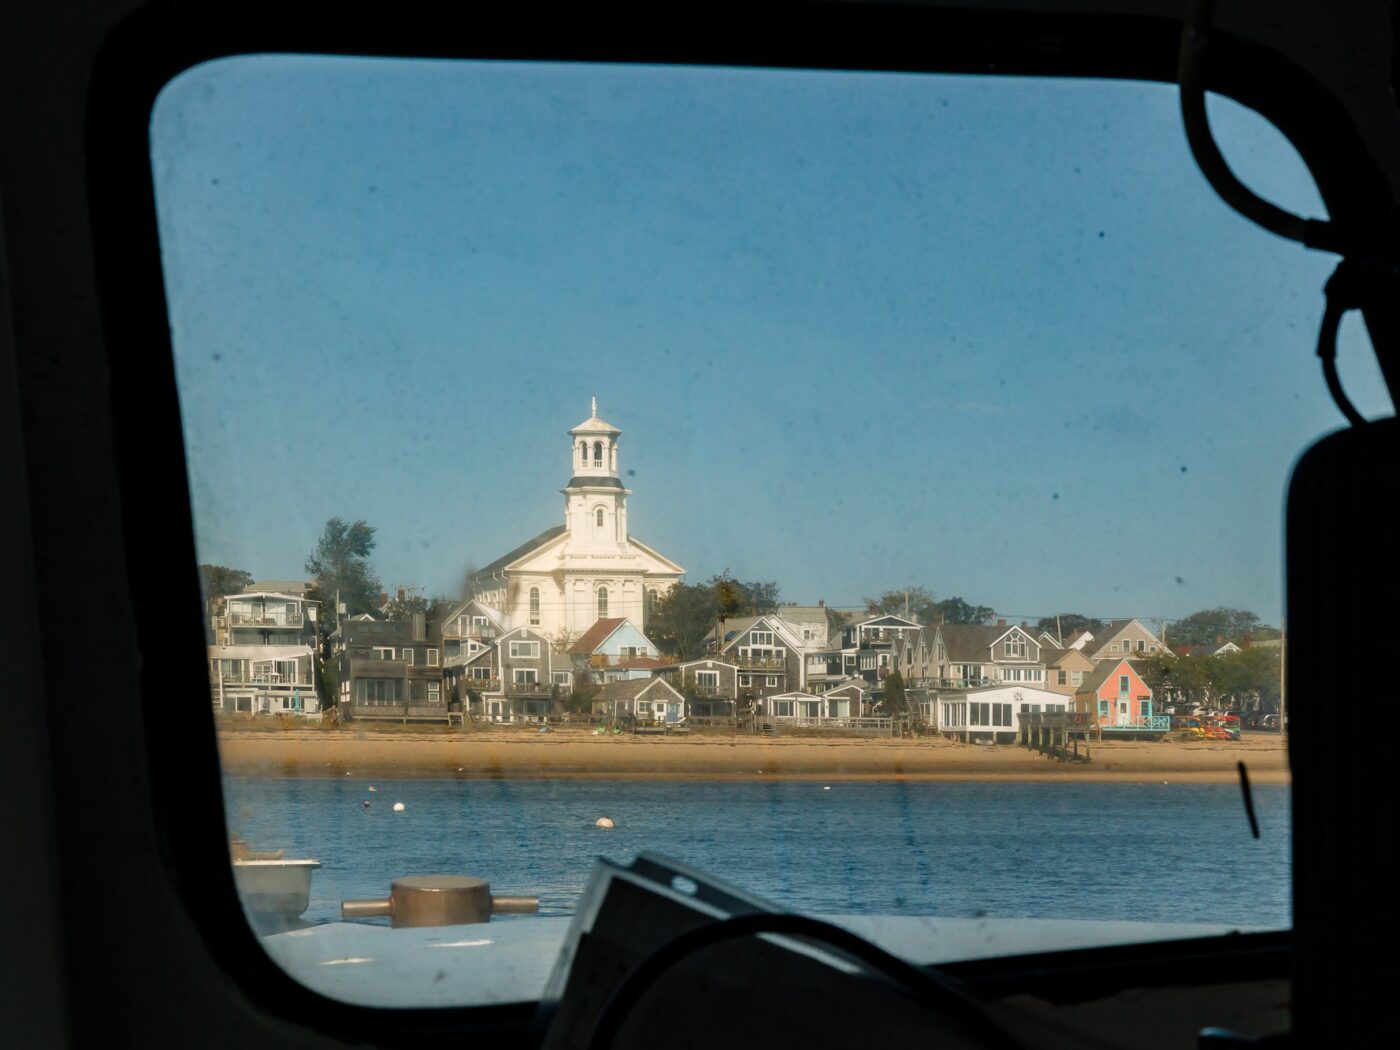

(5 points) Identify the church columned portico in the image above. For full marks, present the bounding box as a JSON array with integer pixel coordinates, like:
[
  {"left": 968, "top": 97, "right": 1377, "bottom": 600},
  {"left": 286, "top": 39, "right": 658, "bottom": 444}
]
[{"left": 467, "top": 401, "right": 685, "bottom": 648}]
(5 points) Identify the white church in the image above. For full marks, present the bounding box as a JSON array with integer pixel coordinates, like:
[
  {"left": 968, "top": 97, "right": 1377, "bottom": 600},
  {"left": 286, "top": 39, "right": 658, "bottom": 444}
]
[{"left": 466, "top": 400, "right": 685, "bottom": 642}]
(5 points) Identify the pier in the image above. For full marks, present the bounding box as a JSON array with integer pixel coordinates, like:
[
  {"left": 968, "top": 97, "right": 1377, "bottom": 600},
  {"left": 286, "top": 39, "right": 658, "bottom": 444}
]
[{"left": 1019, "top": 711, "right": 1094, "bottom": 763}]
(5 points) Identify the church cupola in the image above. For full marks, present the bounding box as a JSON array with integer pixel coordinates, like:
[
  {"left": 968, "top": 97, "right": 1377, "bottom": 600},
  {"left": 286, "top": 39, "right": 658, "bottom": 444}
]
[
  {"left": 563, "top": 397, "right": 630, "bottom": 553},
  {"left": 569, "top": 396, "right": 623, "bottom": 482}
]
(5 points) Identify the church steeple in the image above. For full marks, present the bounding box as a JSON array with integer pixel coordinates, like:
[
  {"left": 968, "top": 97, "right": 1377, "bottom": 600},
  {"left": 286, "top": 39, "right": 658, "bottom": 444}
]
[
  {"left": 563, "top": 398, "right": 629, "bottom": 552},
  {"left": 569, "top": 396, "right": 622, "bottom": 481}
]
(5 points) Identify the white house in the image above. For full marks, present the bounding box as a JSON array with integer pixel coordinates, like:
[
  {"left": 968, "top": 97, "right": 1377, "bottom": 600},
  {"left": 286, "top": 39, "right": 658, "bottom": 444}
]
[
  {"left": 930, "top": 684, "right": 1070, "bottom": 743},
  {"left": 466, "top": 400, "right": 685, "bottom": 644}
]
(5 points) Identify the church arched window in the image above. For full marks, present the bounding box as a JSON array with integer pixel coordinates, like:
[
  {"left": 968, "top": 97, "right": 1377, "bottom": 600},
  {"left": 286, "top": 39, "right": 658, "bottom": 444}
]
[
  {"left": 529, "top": 587, "right": 540, "bottom": 626},
  {"left": 597, "top": 587, "right": 608, "bottom": 618},
  {"left": 645, "top": 588, "right": 658, "bottom": 622},
  {"left": 593, "top": 440, "right": 603, "bottom": 467},
  {"left": 578, "top": 440, "right": 587, "bottom": 465},
  {"left": 596, "top": 507, "right": 605, "bottom": 528}
]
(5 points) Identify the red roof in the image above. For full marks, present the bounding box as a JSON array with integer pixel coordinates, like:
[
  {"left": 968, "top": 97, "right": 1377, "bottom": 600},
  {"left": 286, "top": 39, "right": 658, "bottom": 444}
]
[{"left": 568, "top": 617, "right": 627, "bottom": 655}]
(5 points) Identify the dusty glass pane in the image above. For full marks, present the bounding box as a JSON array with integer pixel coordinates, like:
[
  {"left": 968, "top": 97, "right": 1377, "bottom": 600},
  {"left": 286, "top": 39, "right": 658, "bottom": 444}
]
[{"left": 151, "top": 57, "right": 1385, "bottom": 1008}]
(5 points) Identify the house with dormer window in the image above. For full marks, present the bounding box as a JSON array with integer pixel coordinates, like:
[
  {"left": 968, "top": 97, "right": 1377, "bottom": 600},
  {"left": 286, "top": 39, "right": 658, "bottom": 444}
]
[
  {"left": 1083, "top": 619, "right": 1168, "bottom": 661},
  {"left": 809, "top": 614, "right": 921, "bottom": 691},
  {"left": 438, "top": 598, "right": 507, "bottom": 664},
  {"left": 911, "top": 621, "right": 1047, "bottom": 688},
  {"left": 478, "top": 627, "right": 573, "bottom": 723},
  {"left": 716, "top": 614, "right": 808, "bottom": 698}
]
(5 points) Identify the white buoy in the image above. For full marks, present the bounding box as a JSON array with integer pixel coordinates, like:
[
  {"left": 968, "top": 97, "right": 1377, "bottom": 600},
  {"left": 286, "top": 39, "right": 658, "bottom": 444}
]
[
  {"left": 596, "top": 816, "right": 615, "bottom": 829},
  {"left": 393, "top": 802, "right": 406, "bottom": 813},
  {"left": 823, "top": 786, "right": 831, "bottom": 791},
  {"left": 368, "top": 786, "right": 377, "bottom": 792}
]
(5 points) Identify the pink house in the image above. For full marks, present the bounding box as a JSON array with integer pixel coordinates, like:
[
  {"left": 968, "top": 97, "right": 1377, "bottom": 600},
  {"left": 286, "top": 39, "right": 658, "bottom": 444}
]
[{"left": 1074, "top": 658, "right": 1165, "bottom": 733}]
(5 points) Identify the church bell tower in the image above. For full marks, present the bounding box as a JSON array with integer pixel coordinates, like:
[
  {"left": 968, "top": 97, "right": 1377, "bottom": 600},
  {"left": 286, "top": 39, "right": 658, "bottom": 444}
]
[{"left": 563, "top": 397, "right": 630, "bottom": 552}]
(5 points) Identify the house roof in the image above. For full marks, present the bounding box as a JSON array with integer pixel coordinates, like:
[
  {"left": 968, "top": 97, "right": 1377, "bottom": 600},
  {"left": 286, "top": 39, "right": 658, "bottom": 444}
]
[
  {"left": 823, "top": 676, "right": 870, "bottom": 694},
  {"left": 719, "top": 614, "right": 805, "bottom": 653},
  {"left": 777, "top": 606, "right": 830, "bottom": 624},
  {"left": 247, "top": 580, "right": 313, "bottom": 597},
  {"left": 1065, "top": 629, "right": 1093, "bottom": 648},
  {"left": 472, "top": 524, "right": 568, "bottom": 579},
  {"left": 935, "top": 624, "right": 1014, "bottom": 662},
  {"left": 853, "top": 614, "right": 922, "bottom": 630},
  {"left": 1089, "top": 619, "right": 1164, "bottom": 651},
  {"left": 568, "top": 617, "right": 628, "bottom": 655},
  {"left": 1076, "top": 658, "right": 1140, "bottom": 695},
  {"left": 226, "top": 590, "right": 311, "bottom": 604},
  {"left": 597, "top": 677, "right": 681, "bottom": 701}
]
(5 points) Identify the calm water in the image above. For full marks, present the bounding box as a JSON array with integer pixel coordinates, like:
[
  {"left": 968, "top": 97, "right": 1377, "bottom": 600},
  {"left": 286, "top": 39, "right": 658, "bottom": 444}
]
[{"left": 225, "top": 777, "right": 1291, "bottom": 927}]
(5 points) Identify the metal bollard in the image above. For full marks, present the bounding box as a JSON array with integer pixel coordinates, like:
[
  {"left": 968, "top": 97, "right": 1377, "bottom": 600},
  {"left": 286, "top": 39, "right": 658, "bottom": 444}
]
[{"left": 341, "top": 875, "right": 539, "bottom": 927}]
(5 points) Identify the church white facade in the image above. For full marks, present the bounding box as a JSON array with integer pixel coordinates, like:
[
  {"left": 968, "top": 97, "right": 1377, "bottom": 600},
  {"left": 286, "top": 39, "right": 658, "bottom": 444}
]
[{"left": 467, "top": 401, "right": 685, "bottom": 647}]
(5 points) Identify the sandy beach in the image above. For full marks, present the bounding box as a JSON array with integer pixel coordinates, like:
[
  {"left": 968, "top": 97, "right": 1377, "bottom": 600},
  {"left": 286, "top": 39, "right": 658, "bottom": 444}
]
[{"left": 216, "top": 726, "right": 1289, "bottom": 783}]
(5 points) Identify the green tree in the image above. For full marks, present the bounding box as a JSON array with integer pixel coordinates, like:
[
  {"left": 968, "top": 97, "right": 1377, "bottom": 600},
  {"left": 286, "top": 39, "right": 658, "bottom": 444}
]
[
  {"left": 932, "top": 597, "right": 995, "bottom": 625},
  {"left": 649, "top": 583, "right": 719, "bottom": 660},
  {"left": 882, "top": 668, "right": 909, "bottom": 715},
  {"left": 1213, "top": 646, "right": 1282, "bottom": 712},
  {"left": 1034, "top": 613, "right": 1104, "bottom": 642},
  {"left": 304, "top": 517, "right": 381, "bottom": 618},
  {"left": 197, "top": 564, "right": 254, "bottom": 642},
  {"left": 383, "top": 594, "right": 454, "bottom": 623},
  {"left": 1137, "top": 652, "right": 1221, "bottom": 712},
  {"left": 1169, "top": 608, "right": 1272, "bottom": 649},
  {"left": 198, "top": 564, "right": 254, "bottom": 602},
  {"left": 863, "top": 586, "right": 939, "bottom": 623}
]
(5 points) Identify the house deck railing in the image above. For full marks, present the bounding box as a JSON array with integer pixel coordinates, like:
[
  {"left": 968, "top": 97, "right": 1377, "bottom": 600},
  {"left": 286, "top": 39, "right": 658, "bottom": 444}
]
[{"left": 1099, "top": 714, "right": 1171, "bottom": 731}]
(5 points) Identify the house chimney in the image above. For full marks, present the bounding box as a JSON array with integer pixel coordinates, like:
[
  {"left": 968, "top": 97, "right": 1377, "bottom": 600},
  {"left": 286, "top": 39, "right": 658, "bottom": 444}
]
[
  {"left": 818, "top": 599, "right": 825, "bottom": 608},
  {"left": 412, "top": 611, "right": 426, "bottom": 641},
  {"left": 1216, "top": 634, "right": 1224, "bottom": 644},
  {"left": 1020, "top": 621, "right": 1027, "bottom": 629},
  {"left": 397, "top": 587, "right": 407, "bottom": 602},
  {"left": 379, "top": 591, "right": 388, "bottom": 607},
  {"left": 997, "top": 618, "right": 1006, "bottom": 627}
]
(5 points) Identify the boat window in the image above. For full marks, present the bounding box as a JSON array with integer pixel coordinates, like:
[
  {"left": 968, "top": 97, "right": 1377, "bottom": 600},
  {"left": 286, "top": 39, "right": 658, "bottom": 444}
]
[{"left": 152, "top": 56, "right": 1391, "bottom": 1010}]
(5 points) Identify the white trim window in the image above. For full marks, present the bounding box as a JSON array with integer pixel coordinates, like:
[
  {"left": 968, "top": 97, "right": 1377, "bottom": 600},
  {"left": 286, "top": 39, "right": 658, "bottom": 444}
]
[
  {"left": 402, "top": 648, "right": 414, "bottom": 666},
  {"left": 529, "top": 587, "right": 541, "bottom": 626},
  {"left": 470, "top": 666, "right": 493, "bottom": 681},
  {"left": 427, "top": 682, "right": 440, "bottom": 704},
  {"left": 750, "top": 631, "right": 774, "bottom": 646},
  {"left": 509, "top": 640, "right": 540, "bottom": 659},
  {"left": 766, "top": 676, "right": 779, "bottom": 687},
  {"left": 551, "top": 671, "right": 572, "bottom": 687},
  {"left": 696, "top": 671, "right": 719, "bottom": 688},
  {"left": 597, "top": 587, "right": 608, "bottom": 618},
  {"left": 372, "top": 646, "right": 395, "bottom": 660},
  {"left": 426, "top": 649, "right": 439, "bottom": 667},
  {"left": 514, "top": 668, "right": 538, "bottom": 684},
  {"left": 1003, "top": 635, "right": 1027, "bottom": 658}
]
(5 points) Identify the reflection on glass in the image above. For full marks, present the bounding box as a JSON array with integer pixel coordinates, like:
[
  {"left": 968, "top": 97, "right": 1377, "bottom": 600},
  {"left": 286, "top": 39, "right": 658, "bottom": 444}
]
[{"left": 151, "top": 57, "right": 1374, "bottom": 1008}]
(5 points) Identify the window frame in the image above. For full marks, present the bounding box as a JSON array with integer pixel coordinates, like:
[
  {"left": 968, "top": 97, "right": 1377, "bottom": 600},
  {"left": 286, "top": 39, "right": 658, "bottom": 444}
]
[{"left": 83, "top": 3, "right": 1357, "bottom": 1041}]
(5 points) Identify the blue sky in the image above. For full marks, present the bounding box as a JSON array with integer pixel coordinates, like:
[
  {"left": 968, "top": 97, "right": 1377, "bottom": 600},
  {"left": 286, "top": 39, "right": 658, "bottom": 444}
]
[{"left": 151, "top": 57, "right": 1391, "bottom": 623}]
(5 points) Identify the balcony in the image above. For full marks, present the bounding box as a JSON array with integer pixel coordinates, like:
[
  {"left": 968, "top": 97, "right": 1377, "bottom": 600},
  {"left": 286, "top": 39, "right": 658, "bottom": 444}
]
[
  {"left": 509, "top": 677, "right": 568, "bottom": 694},
  {"left": 464, "top": 678, "right": 501, "bottom": 692},
  {"left": 732, "top": 654, "right": 786, "bottom": 671},
  {"left": 442, "top": 624, "right": 497, "bottom": 641},
  {"left": 229, "top": 611, "right": 303, "bottom": 627},
  {"left": 686, "top": 683, "right": 730, "bottom": 698}
]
